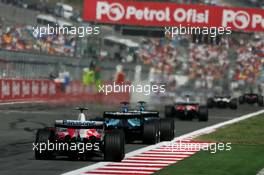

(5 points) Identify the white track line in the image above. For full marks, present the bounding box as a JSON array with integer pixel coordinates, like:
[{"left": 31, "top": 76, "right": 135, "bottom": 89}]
[
  {"left": 107, "top": 163, "right": 169, "bottom": 167},
  {"left": 142, "top": 151, "right": 195, "bottom": 154},
  {"left": 127, "top": 157, "right": 184, "bottom": 161},
  {"left": 0, "top": 100, "right": 45, "bottom": 105},
  {"left": 86, "top": 169, "right": 154, "bottom": 174},
  {"left": 121, "top": 160, "right": 176, "bottom": 164},
  {"left": 97, "top": 166, "right": 161, "bottom": 170},
  {"left": 136, "top": 154, "right": 191, "bottom": 158},
  {"left": 62, "top": 109, "right": 264, "bottom": 175}
]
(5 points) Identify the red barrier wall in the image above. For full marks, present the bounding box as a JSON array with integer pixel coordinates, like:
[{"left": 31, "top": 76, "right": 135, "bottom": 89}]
[{"left": 0, "top": 79, "right": 130, "bottom": 104}]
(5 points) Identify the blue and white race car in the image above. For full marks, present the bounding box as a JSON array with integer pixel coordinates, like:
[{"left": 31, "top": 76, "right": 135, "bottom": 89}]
[{"left": 103, "top": 102, "right": 175, "bottom": 144}]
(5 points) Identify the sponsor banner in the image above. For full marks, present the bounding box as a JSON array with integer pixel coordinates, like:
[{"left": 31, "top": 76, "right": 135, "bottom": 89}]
[
  {"left": 12, "top": 80, "right": 22, "bottom": 99},
  {"left": 83, "top": 0, "right": 264, "bottom": 32},
  {"left": 49, "top": 81, "right": 57, "bottom": 96},
  {"left": 21, "top": 80, "right": 32, "bottom": 98},
  {"left": 0, "top": 79, "right": 131, "bottom": 104},
  {"left": 66, "top": 81, "right": 85, "bottom": 95},
  {"left": 0, "top": 80, "right": 12, "bottom": 100},
  {"left": 40, "top": 80, "right": 49, "bottom": 97},
  {"left": 0, "top": 79, "right": 52, "bottom": 101},
  {"left": 32, "top": 80, "right": 41, "bottom": 98}
]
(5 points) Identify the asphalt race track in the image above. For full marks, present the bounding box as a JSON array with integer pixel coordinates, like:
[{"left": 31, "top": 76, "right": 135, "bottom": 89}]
[{"left": 0, "top": 103, "right": 262, "bottom": 175}]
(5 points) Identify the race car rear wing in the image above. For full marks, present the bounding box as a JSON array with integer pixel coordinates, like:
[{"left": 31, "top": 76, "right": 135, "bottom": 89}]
[
  {"left": 103, "top": 111, "right": 142, "bottom": 119},
  {"left": 103, "top": 111, "right": 159, "bottom": 119},
  {"left": 140, "top": 111, "right": 159, "bottom": 117},
  {"left": 175, "top": 102, "right": 200, "bottom": 106},
  {"left": 128, "top": 110, "right": 159, "bottom": 117},
  {"left": 55, "top": 120, "right": 104, "bottom": 129}
]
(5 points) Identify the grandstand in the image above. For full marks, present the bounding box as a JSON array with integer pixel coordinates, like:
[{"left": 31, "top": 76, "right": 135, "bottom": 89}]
[{"left": 0, "top": 0, "right": 263, "bottom": 103}]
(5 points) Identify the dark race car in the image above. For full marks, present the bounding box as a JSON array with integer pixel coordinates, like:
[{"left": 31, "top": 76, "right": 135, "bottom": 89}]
[
  {"left": 165, "top": 96, "right": 208, "bottom": 121},
  {"left": 239, "top": 91, "right": 263, "bottom": 106},
  {"left": 131, "top": 101, "right": 175, "bottom": 141},
  {"left": 103, "top": 102, "right": 174, "bottom": 144},
  {"left": 34, "top": 108, "right": 125, "bottom": 162},
  {"left": 207, "top": 96, "right": 238, "bottom": 109}
]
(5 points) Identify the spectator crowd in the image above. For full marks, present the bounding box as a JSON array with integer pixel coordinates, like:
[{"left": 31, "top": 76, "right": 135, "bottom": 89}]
[
  {"left": 0, "top": 19, "right": 263, "bottom": 93},
  {"left": 137, "top": 33, "right": 264, "bottom": 92},
  {"left": 0, "top": 22, "right": 76, "bottom": 57}
]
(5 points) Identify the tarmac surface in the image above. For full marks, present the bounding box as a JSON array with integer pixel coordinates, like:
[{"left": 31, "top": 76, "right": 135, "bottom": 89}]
[{"left": 0, "top": 103, "right": 262, "bottom": 175}]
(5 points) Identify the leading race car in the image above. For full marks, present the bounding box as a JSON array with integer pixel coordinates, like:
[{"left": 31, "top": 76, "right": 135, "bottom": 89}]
[
  {"left": 103, "top": 102, "right": 174, "bottom": 144},
  {"left": 239, "top": 90, "right": 263, "bottom": 106},
  {"left": 207, "top": 95, "right": 238, "bottom": 109},
  {"left": 34, "top": 107, "right": 125, "bottom": 162},
  {"left": 165, "top": 95, "right": 208, "bottom": 121}
]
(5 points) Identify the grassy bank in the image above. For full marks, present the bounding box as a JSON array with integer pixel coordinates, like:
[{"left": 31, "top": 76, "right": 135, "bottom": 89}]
[{"left": 155, "top": 114, "right": 264, "bottom": 175}]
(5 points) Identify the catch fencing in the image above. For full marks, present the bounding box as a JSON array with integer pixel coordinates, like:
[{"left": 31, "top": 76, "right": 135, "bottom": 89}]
[
  {"left": 0, "top": 50, "right": 142, "bottom": 103},
  {"left": 0, "top": 50, "right": 149, "bottom": 81}
]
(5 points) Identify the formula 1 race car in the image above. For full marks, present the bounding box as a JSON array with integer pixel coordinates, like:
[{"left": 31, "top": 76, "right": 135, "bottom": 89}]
[
  {"left": 34, "top": 108, "right": 125, "bottom": 162},
  {"left": 207, "top": 96, "right": 238, "bottom": 109},
  {"left": 103, "top": 102, "right": 175, "bottom": 144},
  {"left": 239, "top": 91, "right": 263, "bottom": 106},
  {"left": 132, "top": 101, "right": 175, "bottom": 141},
  {"left": 165, "top": 96, "right": 208, "bottom": 121}
]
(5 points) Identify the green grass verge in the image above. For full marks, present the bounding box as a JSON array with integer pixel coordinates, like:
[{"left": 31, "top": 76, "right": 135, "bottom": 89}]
[
  {"left": 198, "top": 114, "right": 264, "bottom": 144},
  {"left": 154, "top": 114, "right": 264, "bottom": 175},
  {"left": 155, "top": 144, "right": 264, "bottom": 175}
]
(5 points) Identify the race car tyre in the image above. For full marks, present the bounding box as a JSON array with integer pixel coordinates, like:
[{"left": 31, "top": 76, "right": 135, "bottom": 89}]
[
  {"left": 160, "top": 119, "right": 175, "bottom": 141},
  {"left": 239, "top": 96, "right": 245, "bottom": 104},
  {"left": 258, "top": 95, "right": 264, "bottom": 106},
  {"left": 104, "top": 130, "right": 125, "bottom": 162},
  {"left": 68, "top": 147, "right": 79, "bottom": 160},
  {"left": 229, "top": 99, "right": 238, "bottom": 109},
  {"left": 207, "top": 98, "right": 214, "bottom": 108},
  {"left": 165, "top": 105, "right": 173, "bottom": 118},
  {"left": 68, "top": 152, "right": 79, "bottom": 160},
  {"left": 35, "top": 128, "right": 55, "bottom": 160},
  {"left": 153, "top": 119, "right": 161, "bottom": 143},
  {"left": 198, "top": 106, "right": 208, "bottom": 122},
  {"left": 143, "top": 120, "right": 159, "bottom": 144}
]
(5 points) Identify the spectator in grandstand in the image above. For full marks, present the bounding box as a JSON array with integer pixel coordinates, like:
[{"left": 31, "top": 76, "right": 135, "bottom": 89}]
[
  {"left": 138, "top": 31, "right": 264, "bottom": 94},
  {"left": 233, "top": 35, "right": 263, "bottom": 89},
  {"left": 0, "top": 23, "right": 76, "bottom": 57},
  {"left": 82, "top": 68, "right": 95, "bottom": 86},
  {"left": 114, "top": 65, "right": 126, "bottom": 84},
  {"left": 54, "top": 71, "right": 70, "bottom": 93}
]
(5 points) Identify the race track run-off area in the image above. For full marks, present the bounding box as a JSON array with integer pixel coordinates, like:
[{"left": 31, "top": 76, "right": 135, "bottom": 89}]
[
  {"left": 63, "top": 139, "right": 212, "bottom": 175},
  {"left": 0, "top": 104, "right": 263, "bottom": 175},
  {"left": 63, "top": 109, "right": 264, "bottom": 175}
]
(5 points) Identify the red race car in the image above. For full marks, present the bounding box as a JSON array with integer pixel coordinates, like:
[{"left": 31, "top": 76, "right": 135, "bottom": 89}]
[
  {"left": 165, "top": 96, "right": 208, "bottom": 121},
  {"left": 34, "top": 108, "right": 125, "bottom": 162},
  {"left": 239, "top": 89, "right": 263, "bottom": 106}
]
